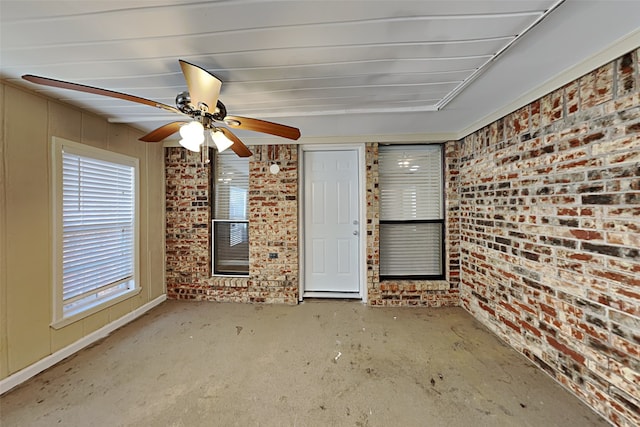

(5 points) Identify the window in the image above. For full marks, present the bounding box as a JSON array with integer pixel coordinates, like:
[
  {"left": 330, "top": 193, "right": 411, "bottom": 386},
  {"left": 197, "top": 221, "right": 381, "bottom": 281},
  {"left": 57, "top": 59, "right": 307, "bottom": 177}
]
[
  {"left": 212, "top": 151, "right": 249, "bottom": 276},
  {"left": 52, "top": 137, "right": 139, "bottom": 326},
  {"left": 378, "top": 145, "right": 444, "bottom": 279}
]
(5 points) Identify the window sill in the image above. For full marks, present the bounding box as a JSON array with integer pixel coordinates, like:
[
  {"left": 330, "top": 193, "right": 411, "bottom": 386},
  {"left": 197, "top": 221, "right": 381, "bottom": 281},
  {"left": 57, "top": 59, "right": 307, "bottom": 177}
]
[
  {"left": 211, "top": 273, "right": 250, "bottom": 278},
  {"left": 380, "top": 275, "right": 445, "bottom": 281},
  {"left": 50, "top": 287, "right": 142, "bottom": 330},
  {"left": 378, "top": 280, "right": 450, "bottom": 291}
]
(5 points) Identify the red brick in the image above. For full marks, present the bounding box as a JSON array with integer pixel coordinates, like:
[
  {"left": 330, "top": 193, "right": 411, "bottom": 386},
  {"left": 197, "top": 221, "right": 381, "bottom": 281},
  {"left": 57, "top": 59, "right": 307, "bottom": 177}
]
[{"left": 546, "top": 335, "right": 586, "bottom": 365}]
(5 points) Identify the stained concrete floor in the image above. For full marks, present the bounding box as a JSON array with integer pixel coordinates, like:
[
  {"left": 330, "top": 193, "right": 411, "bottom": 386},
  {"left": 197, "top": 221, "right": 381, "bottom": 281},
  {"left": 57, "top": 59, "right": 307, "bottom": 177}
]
[{"left": 0, "top": 300, "right": 607, "bottom": 427}]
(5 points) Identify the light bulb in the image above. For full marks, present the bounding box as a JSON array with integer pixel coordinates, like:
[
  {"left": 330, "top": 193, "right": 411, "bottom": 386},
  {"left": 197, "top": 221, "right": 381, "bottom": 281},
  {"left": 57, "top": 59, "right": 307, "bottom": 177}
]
[
  {"left": 211, "top": 129, "right": 234, "bottom": 152},
  {"left": 178, "top": 121, "right": 205, "bottom": 152},
  {"left": 179, "top": 137, "right": 202, "bottom": 152},
  {"left": 179, "top": 121, "right": 204, "bottom": 138}
]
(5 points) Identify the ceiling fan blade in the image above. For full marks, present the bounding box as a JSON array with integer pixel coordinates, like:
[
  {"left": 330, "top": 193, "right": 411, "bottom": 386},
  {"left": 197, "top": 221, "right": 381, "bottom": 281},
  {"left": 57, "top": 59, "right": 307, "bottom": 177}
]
[
  {"left": 223, "top": 116, "right": 301, "bottom": 140},
  {"left": 219, "top": 127, "right": 253, "bottom": 158},
  {"left": 179, "top": 60, "right": 222, "bottom": 114},
  {"left": 22, "top": 74, "right": 181, "bottom": 114},
  {"left": 139, "top": 121, "right": 188, "bottom": 142}
]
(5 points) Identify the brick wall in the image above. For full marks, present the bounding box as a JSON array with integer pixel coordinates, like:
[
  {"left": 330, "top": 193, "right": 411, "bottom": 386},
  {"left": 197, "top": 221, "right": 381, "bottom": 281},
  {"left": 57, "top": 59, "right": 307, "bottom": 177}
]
[
  {"left": 248, "top": 145, "right": 299, "bottom": 304},
  {"left": 165, "top": 145, "right": 298, "bottom": 304},
  {"left": 166, "top": 142, "right": 460, "bottom": 307},
  {"left": 366, "top": 143, "right": 461, "bottom": 307},
  {"left": 459, "top": 48, "right": 640, "bottom": 426}
]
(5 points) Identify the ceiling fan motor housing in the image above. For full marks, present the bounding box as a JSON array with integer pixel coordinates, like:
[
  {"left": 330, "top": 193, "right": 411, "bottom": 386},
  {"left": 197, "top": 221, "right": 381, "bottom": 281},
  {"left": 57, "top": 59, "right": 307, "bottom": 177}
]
[
  {"left": 213, "top": 100, "right": 227, "bottom": 121},
  {"left": 176, "top": 91, "right": 227, "bottom": 122},
  {"left": 176, "top": 91, "right": 192, "bottom": 114}
]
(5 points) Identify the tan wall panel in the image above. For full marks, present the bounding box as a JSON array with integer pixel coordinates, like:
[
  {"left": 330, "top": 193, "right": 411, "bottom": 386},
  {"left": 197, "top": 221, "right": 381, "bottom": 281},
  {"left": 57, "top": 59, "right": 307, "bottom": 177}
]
[
  {"left": 131, "top": 286, "right": 148, "bottom": 310},
  {"left": 108, "top": 298, "right": 133, "bottom": 323},
  {"left": 107, "top": 124, "right": 138, "bottom": 157},
  {"left": 148, "top": 143, "right": 166, "bottom": 298},
  {"left": 80, "top": 112, "right": 108, "bottom": 148},
  {"left": 4, "top": 86, "right": 52, "bottom": 373},
  {"left": 81, "top": 309, "right": 110, "bottom": 336},
  {"left": 0, "top": 83, "right": 8, "bottom": 378},
  {"left": 50, "top": 320, "right": 83, "bottom": 353},
  {"left": 136, "top": 132, "right": 150, "bottom": 310},
  {"left": 48, "top": 101, "right": 81, "bottom": 142}
]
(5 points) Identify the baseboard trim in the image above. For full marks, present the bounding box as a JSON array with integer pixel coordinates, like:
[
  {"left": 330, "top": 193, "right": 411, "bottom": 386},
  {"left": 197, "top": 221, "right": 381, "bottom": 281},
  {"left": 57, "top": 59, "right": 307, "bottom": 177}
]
[{"left": 0, "top": 294, "right": 166, "bottom": 395}]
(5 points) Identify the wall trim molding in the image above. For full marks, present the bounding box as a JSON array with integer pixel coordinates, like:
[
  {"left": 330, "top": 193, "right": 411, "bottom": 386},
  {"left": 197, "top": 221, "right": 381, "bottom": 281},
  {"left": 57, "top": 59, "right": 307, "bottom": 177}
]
[{"left": 0, "top": 294, "right": 166, "bottom": 395}]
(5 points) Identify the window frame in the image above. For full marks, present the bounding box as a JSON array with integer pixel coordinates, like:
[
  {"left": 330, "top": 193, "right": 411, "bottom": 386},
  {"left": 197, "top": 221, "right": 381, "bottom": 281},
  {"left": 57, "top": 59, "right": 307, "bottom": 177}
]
[
  {"left": 51, "top": 137, "right": 140, "bottom": 328},
  {"left": 211, "top": 150, "right": 250, "bottom": 277},
  {"left": 378, "top": 144, "right": 445, "bottom": 281},
  {"left": 211, "top": 219, "right": 249, "bottom": 276}
]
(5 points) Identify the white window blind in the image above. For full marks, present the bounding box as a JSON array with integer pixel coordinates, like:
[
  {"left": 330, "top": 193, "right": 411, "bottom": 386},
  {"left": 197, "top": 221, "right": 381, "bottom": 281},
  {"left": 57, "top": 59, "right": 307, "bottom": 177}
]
[
  {"left": 378, "top": 145, "right": 444, "bottom": 278},
  {"left": 53, "top": 138, "right": 139, "bottom": 323},
  {"left": 212, "top": 152, "right": 249, "bottom": 276},
  {"left": 379, "top": 145, "right": 442, "bottom": 220},
  {"left": 215, "top": 152, "right": 249, "bottom": 220},
  {"left": 379, "top": 223, "right": 443, "bottom": 276}
]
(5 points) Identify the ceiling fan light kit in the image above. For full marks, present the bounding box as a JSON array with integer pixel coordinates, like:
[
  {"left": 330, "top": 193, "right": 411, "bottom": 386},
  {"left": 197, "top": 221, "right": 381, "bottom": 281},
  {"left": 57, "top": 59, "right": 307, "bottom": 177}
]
[
  {"left": 178, "top": 121, "right": 205, "bottom": 152},
  {"left": 178, "top": 137, "right": 202, "bottom": 152},
  {"left": 21, "top": 59, "right": 301, "bottom": 158},
  {"left": 211, "top": 129, "right": 234, "bottom": 153}
]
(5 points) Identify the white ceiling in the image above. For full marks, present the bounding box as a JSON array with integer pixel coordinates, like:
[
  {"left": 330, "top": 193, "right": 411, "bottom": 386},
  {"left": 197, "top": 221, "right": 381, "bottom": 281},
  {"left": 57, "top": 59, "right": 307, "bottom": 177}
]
[{"left": 2, "top": 0, "right": 639, "bottom": 145}]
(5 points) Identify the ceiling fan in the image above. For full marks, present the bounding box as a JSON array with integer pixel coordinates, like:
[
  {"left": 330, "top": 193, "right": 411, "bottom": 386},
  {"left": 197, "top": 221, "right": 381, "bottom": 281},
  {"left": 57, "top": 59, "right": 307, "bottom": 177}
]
[{"left": 22, "top": 60, "right": 301, "bottom": 157}]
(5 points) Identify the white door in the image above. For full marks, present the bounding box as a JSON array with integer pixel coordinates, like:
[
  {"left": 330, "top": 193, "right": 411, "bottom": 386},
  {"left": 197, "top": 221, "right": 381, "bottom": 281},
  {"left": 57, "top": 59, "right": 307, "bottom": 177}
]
[{"left": 304, "top": 150, "right": 360, "bottom": 294}]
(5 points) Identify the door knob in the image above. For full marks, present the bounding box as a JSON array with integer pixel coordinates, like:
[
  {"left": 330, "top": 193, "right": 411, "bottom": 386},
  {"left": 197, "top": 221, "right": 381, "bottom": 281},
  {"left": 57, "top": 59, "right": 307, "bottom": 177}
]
[{"left": 353, "top": 230, "right": 358, "bottom": 235}]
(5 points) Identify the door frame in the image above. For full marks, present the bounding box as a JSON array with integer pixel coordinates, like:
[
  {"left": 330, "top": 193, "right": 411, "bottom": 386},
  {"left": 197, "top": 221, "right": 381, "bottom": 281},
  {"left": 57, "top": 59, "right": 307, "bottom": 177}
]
[{"left": 298, "top": 144, "right": 367, "bottom": 302}]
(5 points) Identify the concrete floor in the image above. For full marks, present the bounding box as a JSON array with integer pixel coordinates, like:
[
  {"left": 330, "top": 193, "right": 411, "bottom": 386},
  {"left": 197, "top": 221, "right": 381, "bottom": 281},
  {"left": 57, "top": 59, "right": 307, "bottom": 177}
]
[{"left": 0, "top": 300, "right": 608, "bottom": 427}]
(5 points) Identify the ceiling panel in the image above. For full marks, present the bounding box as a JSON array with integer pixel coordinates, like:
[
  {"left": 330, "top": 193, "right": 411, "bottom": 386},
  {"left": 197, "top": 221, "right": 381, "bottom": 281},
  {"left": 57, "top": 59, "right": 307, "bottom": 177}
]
[{"left": 1, "top": 0, "right": 639, "bottom": 144}]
